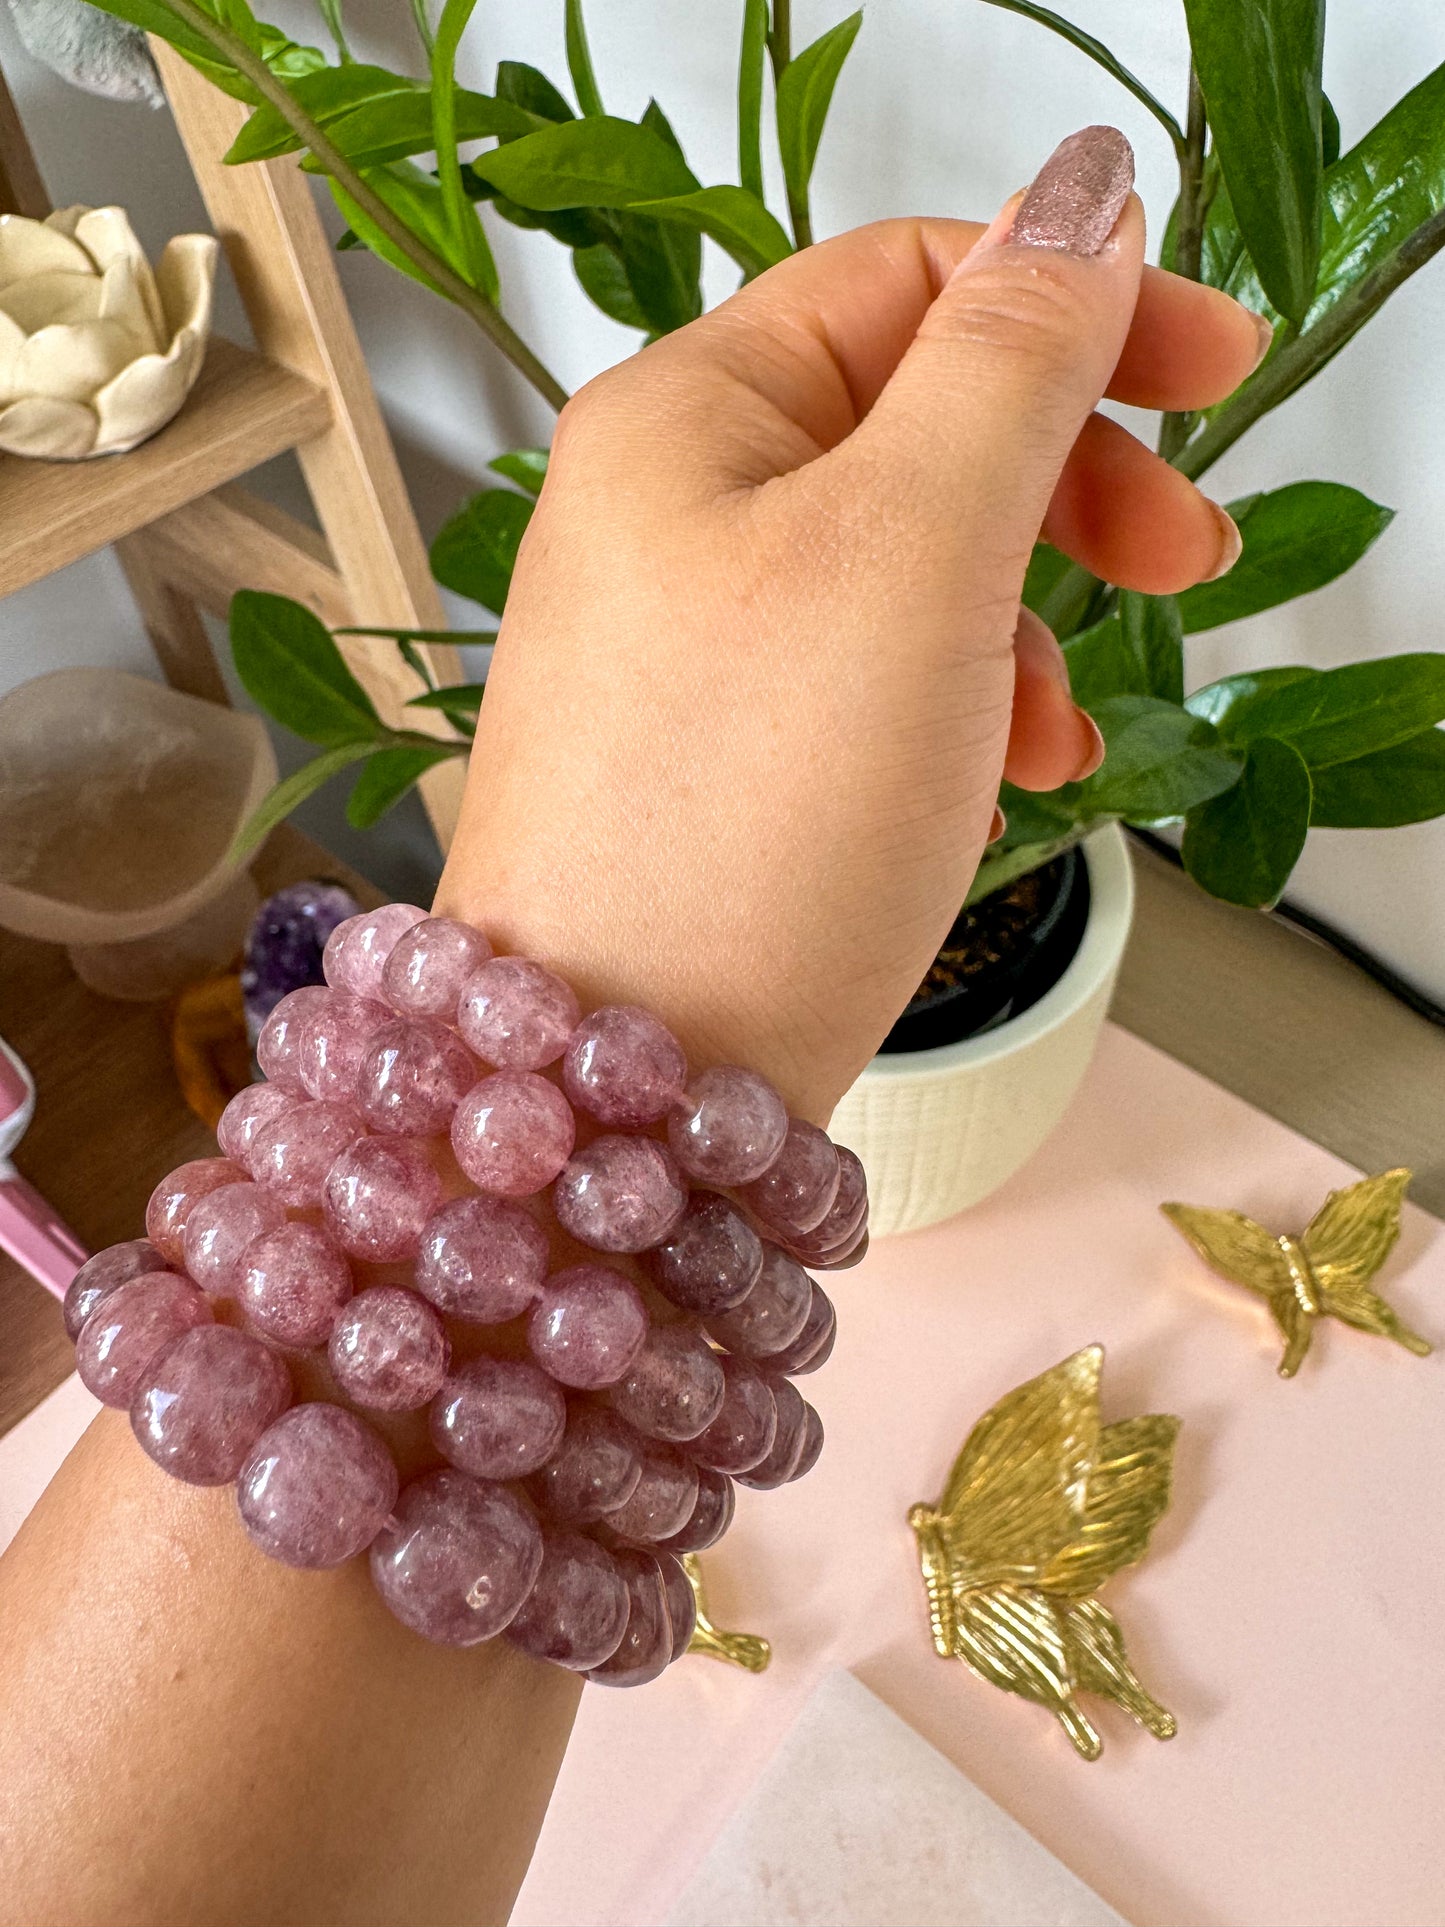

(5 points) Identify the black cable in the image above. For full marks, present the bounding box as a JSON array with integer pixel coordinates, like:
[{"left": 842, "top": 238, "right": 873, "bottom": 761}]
[{"left": 1125, "top": 826, "right": 1445, "bottom": 1032}]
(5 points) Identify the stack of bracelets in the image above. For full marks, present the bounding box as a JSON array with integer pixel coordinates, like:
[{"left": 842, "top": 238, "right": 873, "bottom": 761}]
[{"left": 63, "top": 906, "right": 867, "bottom": 1686}]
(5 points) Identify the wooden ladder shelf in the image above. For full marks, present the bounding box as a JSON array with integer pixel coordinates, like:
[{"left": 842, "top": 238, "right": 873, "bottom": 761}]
[{"left": 0, "top": 40, "right": 465, "bottom": 846}]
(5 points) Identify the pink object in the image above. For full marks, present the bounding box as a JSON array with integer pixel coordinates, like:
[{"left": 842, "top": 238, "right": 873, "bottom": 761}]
[
  {"left": 742, "top": 1118, "right": 840, "bottom": 1235},
  {"left": 356, "top": 1017, "right": 476, "bottom": 1135},
  {"left": 323, "top": 904, "right": 427, "bottom": 1000},
  {"left": 450, "top": 1070, "right": 575, "bottom": 1197},
  {"left": 74, "top": 1273, "right": 212, "bottom": 1408},
  {"left": 735, "top": 1375, "right": 809, "bottom": 1489},
  {"left": 683, "top": 1355, "right": 777, "bottom": 1474},
  {"left": 328, "top": 1286, "right": 449, "bottom": 1412},
  {"left": 767, "top": 1280, "right": 835, "bottom": 1375},
  {"left": 296, "top": 991, "right": 390, "bottom": 1104},
  {"left": 62, "top": 1239, "right": 170, "bottom": 1340},
  {"left": 323, "top": 1135, "right": 442, "bottom": 1262},
  {"left": 250, "top": 1100, "right": 364, "bottom": 1209},
  {"left": 668, "top": 1065, "right": 788, "bottom": 1186},
  {"left": 182, "top": 1181, "right": 287, "bottom": 1296},
  {"left": 645, "top": 1193, "right": 762, "bottom": 1315},
  {"left": 216, "top": 1083, "right": 299, "bottom": 1171},
  {"left": 369, "top": 1467, "right": 542, "bottom": 1645},
  {"left": 585, "top": 1548, "right": 672, "bottom": 1688},
  {"left": 131, "top": 1325, "right": 291, "bottom": 1485},
  {"left": 415, "top": 1194, "right": 549, "bottom": 1323},
  {"left": 429, "top": 1355, "right": 566, "bottom": 1480},
  {"left": 255, "top": 986, "right": 331, "bottom": 1094},
  {"left": 239, "top": 1221, "right": 353, "bottom": 1349},
  {"left": 604, "top": 1444, "right": 698, "bottom": 1545},
  {"left": 382, "top": 915, "right": 493, "bottom": 1022},
  {"left": 237, "top": 1403, "right": 398, "bottom": 1569},
  {"left": 563, "top": 1006, "right": 687, "bottom": 1128},
  {"left": 706, "top": 1242, "right": 812, "bottom": 1357},
  {"left": 656, "top": 1551, "right": 697, "bottom": 1663},
  {"left": 506, "top": 1531, "right": 630, "bottom": 1672},
  {"left": 144, "top": 1157, "right": 246, "bottom": 1264},
  {"left": 458, "top": 955, "right": 579, "bottom": 1070},
  {"left": 608, "top": 1324, "right": 725, "bottom": 1443},
  {"left": 527, "top": 1263, "right": 649, "bottom": 1390},
  {"left": 0, "top": 1162, "right": 88, "bottom": 1302},
  {"left": 655, "top": 1464, "right": 734, "bottom": 1555},
  {"left": 786, "top": 1145, "right": 869, "bottom": 1263},
  {"left": 529, "top": 1404, "right": 643, "bottom": 1524},
  {"left": 551, "top": 1136, "right": 688, "bottom": 1254}
]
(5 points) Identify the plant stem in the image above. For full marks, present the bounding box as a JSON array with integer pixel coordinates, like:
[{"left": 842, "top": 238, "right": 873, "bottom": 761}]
[
  {"left": 766, "top": 0, "right": 814, "bottom": 248},
  {"left": 318, "top": 0, "right": 352, "bottom": 62},
  {"left": 409, "top": 0, "right": 435, "bottom": 57},
  {"left": 1158, "top": 65, "right": 1207, "bottom": 461},
  {"left": 162, "top": 0, "right": 569, "bottom": 410}
]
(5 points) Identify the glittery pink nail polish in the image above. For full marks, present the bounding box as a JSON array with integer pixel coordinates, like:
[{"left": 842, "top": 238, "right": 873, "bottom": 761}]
[{"left": 1011, "top": 126, "right": 1135, "bottom": 256}]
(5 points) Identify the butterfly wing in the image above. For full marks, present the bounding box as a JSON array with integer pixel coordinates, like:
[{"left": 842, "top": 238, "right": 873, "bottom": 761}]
[
  {"left": 1035, "top": 1414, "right": 1181, "bottom": 1597},
  {"left": 935, "top": 1348, "right": 1101, "bottom": 1576},
  {"left": 1300, "top": 1168, "right": 1411, "bottom": 1295},
  {"left": 952, "top": 1582, "right": 1102, "bottom": 1760},
  {"left": 1314, "top": 1279, "right": 1432, "bottom": 1359},
  {"left": 1160, "top": 1203, "right": 1293, "bottom": 1298}
]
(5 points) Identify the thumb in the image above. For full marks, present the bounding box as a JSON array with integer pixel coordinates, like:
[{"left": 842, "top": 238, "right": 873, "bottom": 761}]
[{"left": 826, "top": 125, "right": 1142, "bottom": 599}]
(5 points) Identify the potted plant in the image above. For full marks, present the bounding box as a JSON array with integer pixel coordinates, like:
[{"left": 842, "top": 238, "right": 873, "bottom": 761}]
[{"left": 93, "top": 0, "right": 1445, "bottom": 1231}]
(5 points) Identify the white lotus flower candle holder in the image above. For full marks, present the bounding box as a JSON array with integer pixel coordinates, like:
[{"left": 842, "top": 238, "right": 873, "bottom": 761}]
[{"left": 0, "top": 205, "right": 219, "bottom": 460}]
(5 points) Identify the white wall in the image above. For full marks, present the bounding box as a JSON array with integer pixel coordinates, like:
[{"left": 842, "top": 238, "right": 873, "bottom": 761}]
[{"left": 3, "top": 1, "right": 1444, "bottom": 989}]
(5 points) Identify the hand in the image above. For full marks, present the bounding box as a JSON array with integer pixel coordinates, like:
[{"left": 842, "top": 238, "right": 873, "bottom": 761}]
[{"left": 439, "top": 124, "right": 1264, "bottom": 1120}]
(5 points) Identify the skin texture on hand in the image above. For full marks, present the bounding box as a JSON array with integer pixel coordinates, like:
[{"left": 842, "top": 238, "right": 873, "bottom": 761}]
[{"left": 0, "top": 134, "right": 1264, "bottom": 1927}]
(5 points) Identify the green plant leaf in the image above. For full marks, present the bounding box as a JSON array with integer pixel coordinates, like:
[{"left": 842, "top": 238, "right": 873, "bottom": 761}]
[
  {"left": 231, "top": 743, "right": 377, "bottom": 858},
  {"left": 1181, "top": 0, "right": 1325, "bottom": 324},
  {"left": 1021, "top": 540, "right": 1071, "bottom": 621},
  {"left": 89, "top": 0, "right": 324, "bottom": 103},
  {"left": 1117, "top": 592, "right": 1184, "bottom": 705},
  {"left": 1076, "top": 696, "right": 1243, "bottom": 819},
  {"left": 230, "top": 590, "right": 385, "bottom": 745},
  {"left": 628, "top": 185, "right": 793, "bottom": 277},
  {"left": 1178, "top": 482, "right": 1394, "bottom": 632},
  {"left": 738, "top": 0, "right": 768, "bottom": 200},
  {"left": 488, "top": 448, "right": 549, "bottom": 494},
  {"left": 776, "top": 12, "right": 862, "bottom": 212},
  {"left": 304, "top": 90, "right": 540, "bottom": 171},
  {"left": 573, "top": 240, "right": 649, "bottom": 326},
  {"left": 1188, "top": 655, "right": 1445, "bottom": 767},
  {"left": 607, "top": 102, "right": 703, "bottom": 333},
  {"left": 1181, "top": 737, "right": 1312, "bottom": 907},
  {"left": 335, "top": 626, "right": 497, "bottom": 642},
  {"left": 347, "top": 742, "right": 465, "bottom": 828},
  {"left": 226, "top": 63, "right": 417, "bottom": 162},
  {"left": 429, "top": 488, "right": 534, "bottom": 613},
  {"left": 1308, "top": 727, "right": 1445, "bottom": 827},
  {"left": 1061, "top": 615, "right": 1140, "bottom": 707},
  {"left": 975, "top": 0, "right": 1185, "bottom": 154},
  {"left": 564, "top": 0, "right": 604, "bottom": 117},
  {"left": 406, "top": 682, "right": 488, "bottom": 729},
  {"left": 329, "top": 159, "right": 497, "bottom": 301},
  {"left": 495, "top": 59, "right": 576, "bottom": 123},
  {"left": 471, "top": 114, "right": 698, "bottom": 209}
]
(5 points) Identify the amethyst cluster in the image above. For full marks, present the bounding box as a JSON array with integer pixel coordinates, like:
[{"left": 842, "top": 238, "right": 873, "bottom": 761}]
[{"left": 65, "top": 906, "right": 865, "bottom": 1686}]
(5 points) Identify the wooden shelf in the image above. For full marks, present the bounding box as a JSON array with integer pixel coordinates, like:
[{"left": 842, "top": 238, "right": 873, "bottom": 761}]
[{"left": 0, "top": 337, "right": 329, "bottom": 598}]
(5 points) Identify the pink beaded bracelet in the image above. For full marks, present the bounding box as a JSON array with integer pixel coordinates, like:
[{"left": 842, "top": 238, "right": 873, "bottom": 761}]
[{"left": 64, "top": 906, "right": 865, "bottom": 1685}]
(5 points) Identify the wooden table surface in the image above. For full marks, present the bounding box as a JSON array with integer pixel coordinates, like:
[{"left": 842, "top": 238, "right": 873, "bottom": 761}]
[{"left": 2, "top": 832, "right": 1442, "bottom": 1440}]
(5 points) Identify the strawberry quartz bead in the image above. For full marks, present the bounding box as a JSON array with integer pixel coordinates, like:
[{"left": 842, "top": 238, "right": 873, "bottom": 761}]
[
  {"left": 792, "top": 1402, "right": 825, "bottom": 1480},
  {"left": 685, "top": 1355, "right": 777, "bottom": 1474},
  {"left": 381, "top": 915, "right": 492, "bottom": 1023},
  {"left": 63, "top": 1239, "right": 171, "bottom": 1341},
  {"left": 604, "top": 1443, "right": 698, "bottom": 1544},
  {"left": 75, "top": 1275, "right": 212, "bottom": 1408},
  {"left": 216, "top": 1083, "right": 299, "bottom": 1173},
  {"left": 656, "top": 1466, "right": 734, "bottom": 1555},
  {"left": 239, "top": 1222, "right": 353, "bottom": 1349},
  {"left": 667, "top": 1066, "right": 788, "bottom": 1186},
  {"left": 415, "top": 1195, "right": 548, "bottom": 1323},
  {"left": 529, "top": 1404, "right": 642, "bottom": 1524},
  {"left": 256, "top": 986, "right": 331, "bottom": 1094},
  {"left": 250, "top": 1100, "right": 364, "bottom": 1209},
  {"left": 182, "top": 1182, "right": 287, "bottom": 1297},
  {"left": 785, "top": 1146, "right": 868, "bottom": 1265},
  {"left": 742, "top": 1118, "right": 840, "bottom": 1236},
  {"left": 145, "top": 1158, "right": 246, "bottom": 1265},
  {"left": 706, "top": 1243, "right": 812, "bottom": 1358},
  {"left": 323, "top": 904, "right": 427, "bottom": 1000},
  {"left": 506, "top": 1531, "right": 630, "bottom": 1672},
  {"left": 562, "top": 1006, "right": 687, "bottom": 1129},
  {"left": 131, "top": 1325, "right": 291, "bottom": 1485},
  {"left": 328, "top": 1287, "right": 449, "bottom": 1412},
  {"left": 586, "top": 1549, "right": 673, "bottom": 1686},
  {"left": 430, "top": 1356, "right": 566, "bottom": 1480},
  {"left": 324, "top": 1136, "right": 442, "bottom": 1262},
  {"left": 644, "top": 1193, "right": 762, "bottom": 1315},
  {"left": 734, "top": 1376, "right": 809, "bottom": 1489},
  {"left": 451, "top": 1071, "right": 575, "bottom": 1197},
  {"left": 770, "top": 1282, "right": 836, "bottom": 1376},
  {"left": 458, "top": 956, "right": 579, "bottom": 1071},
  {"left": 656, "top": 1551, "right": 698, "bottom": 1662},
  {"left": 526, "top": 1263, "right": 648, "bottom": 1389},
  {"left": 370, "top": 1467, "right": 542, "bottom": 1646},
  {"left": 297, "top": 990, "right": 390, "bottom": 1104},
  {"left": 237, "top": 1403, "right": 397, "bottom": 1569},
  {"left": 356, "top": 1017, "right": 476, "bottom": 1136},
  {"left": 608, "top": 1324, "right": 725, "bottom": 1443},
  {"left": 552, "top": 1136, "right": 687, "bottom": 1254}
]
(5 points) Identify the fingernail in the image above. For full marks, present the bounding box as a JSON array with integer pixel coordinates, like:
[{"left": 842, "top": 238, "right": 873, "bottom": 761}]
[
  {"left": 1247, "top": 308, "right": 1275, "bottom": 371},
  {"left": 1010, "top": 126, "right": 1135, "bottom": 256},
  {"left": 1203, "top": 501, "right": 1243, "bottom": 581},
  {"left": 1073, "top": 710, "right": 1106, "bottom": 781},
  {"left": 988, "top": 806, "right": 1007, "bottom": 845}
]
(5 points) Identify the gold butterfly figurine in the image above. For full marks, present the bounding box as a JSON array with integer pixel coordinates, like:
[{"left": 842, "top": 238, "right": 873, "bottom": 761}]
[
  {"left": 909, "top": 1347, "right": 1179, "bottom": 1761},
  {"left": 1161, "top": 1167, "right": 1431, "bottom": 1378},
  {"left": 682, "top": 1554, "right": 771, "bottom": 1672}
]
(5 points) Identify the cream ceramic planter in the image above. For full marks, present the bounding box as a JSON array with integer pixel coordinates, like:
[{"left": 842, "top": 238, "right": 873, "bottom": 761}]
[{"left": 831, "top": 823, "right": 1134, "bottom": 1237}]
